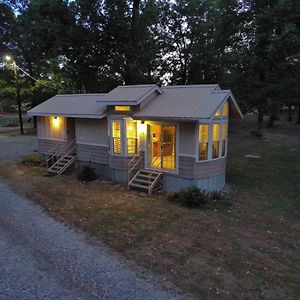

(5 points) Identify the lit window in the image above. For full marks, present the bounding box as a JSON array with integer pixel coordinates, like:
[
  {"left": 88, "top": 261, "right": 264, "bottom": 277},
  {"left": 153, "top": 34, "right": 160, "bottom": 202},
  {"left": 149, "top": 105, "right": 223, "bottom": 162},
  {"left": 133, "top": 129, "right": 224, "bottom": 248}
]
[
  {"left": 115, "top": 106, "right": 131, "bottom": 112},
  {"left": 222, "top": 101, "right": 229, "bottom": 117},
  {"left": 112, "top": 121, "right": 121, "bottom": 154},
  {"left": 212, "top": 124, "right": 220, "bottom": 159},
  {"left": 215, "top": 109, "right": 221, "bottom": 117},
  {"left": 126, "top": 121, "right": 137, "bottom": 154},
  {"left": 199, "top": 125, "right": 209, "bottom": 161},
  {"left": 222, "top": 123, "right": 227, "bottom": 156}
]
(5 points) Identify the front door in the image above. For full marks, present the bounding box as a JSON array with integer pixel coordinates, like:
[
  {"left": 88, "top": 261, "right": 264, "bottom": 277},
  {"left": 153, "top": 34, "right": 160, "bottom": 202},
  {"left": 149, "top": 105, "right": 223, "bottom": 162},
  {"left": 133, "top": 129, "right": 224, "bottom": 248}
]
[{"left": 149, "top": 124, "right": 176, "bottom": 170}]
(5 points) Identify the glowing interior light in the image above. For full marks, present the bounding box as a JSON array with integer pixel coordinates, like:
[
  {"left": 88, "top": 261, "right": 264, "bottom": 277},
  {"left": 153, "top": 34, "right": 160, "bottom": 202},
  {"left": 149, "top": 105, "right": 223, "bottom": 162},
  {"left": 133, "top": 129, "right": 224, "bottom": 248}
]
[
  {"left": 52, "top": 116, "right": 60, "bottom": 128},
  {"left": 138, "top": 122, "right": 146, "bottom": 134}
]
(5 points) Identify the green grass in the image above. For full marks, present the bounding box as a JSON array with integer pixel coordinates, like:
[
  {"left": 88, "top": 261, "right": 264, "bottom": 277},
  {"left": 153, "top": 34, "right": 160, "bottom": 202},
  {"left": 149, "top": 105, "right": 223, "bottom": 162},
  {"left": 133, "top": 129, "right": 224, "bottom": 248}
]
[{"left": 21, "top": 154, "right": 43, "bottom": 165}]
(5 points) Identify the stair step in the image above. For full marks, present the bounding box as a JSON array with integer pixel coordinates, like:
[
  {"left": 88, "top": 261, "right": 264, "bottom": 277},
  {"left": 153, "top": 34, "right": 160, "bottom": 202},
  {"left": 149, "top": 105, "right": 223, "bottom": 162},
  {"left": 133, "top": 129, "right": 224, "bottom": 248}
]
[
  {"left": 48, "top": 169, "right": 59, "bottom": 174},
  {"left": 134, "top": 176, "right": 155, "bottom": 184},
  {"left": 137, "top": 174, "right": 157, "bottom": 179},
  {"left": 139, "top": 169, "right": 161, "bottom": 175},
  {"left": 129, "top": 183, "right": 149, "bottom": 190},
  {"left": 132, "top": 178, "right": 151, "bottom": 185}
]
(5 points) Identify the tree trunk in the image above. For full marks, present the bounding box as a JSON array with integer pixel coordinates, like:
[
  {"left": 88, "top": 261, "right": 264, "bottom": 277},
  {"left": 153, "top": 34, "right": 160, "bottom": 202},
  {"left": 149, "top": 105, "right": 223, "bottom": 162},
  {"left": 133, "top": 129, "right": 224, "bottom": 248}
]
[
  {"left": 256, "top": 110, "right": 264, "bottom": 137},
  {"left": 15, "top": 67, "right": 24, "bottom": 135},
  {"left": 288, "top": 105, "right": 292, "bottom": 122},
  {"left": 26, "top": 58, "right": 38, "bottom": 128},
  {"left": 267, "top": 114, "right": 276, "bottom": 128}
]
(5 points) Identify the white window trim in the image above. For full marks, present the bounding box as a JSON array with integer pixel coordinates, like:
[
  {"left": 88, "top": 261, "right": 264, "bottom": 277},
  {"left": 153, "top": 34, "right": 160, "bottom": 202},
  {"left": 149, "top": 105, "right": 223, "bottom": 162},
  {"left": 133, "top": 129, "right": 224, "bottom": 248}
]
[
  {"left": 144, "top": 122, "right": 179, "bottom": 175},
  {"left": 196, "top": 119, "right": 228, "bottom": 163},
  {"left": 108, "top": 117, "right": 139, "bottom": 157}
]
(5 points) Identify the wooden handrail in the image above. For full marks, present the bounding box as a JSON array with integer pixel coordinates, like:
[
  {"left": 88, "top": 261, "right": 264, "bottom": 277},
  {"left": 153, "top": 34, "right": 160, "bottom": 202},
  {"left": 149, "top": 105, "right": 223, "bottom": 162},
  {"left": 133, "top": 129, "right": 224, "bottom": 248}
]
[
  {"left": 148, "top": 148, "right": 163, "bottom": 188},
  {"left": 127, "top": 150, "right": 144, "bottom": 184},
  {"left": 47, "top": 138, "right": 76, "bottom": 168}
]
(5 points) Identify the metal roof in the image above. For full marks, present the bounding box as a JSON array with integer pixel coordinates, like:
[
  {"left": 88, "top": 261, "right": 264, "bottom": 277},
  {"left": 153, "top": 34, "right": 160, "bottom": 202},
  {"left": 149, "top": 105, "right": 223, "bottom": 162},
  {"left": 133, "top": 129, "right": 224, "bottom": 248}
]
[
  {"left": 99, "top": 84, "right": 162, "bottom": 105},
  {"left": 133, "top": 85, "right": 233, "bottom": 121},
  {"left": 27, "top": 84, "right": 243, "bottom": 121},
  {"left": 27, "top": 94, "right": 107, "bottom": 119}
]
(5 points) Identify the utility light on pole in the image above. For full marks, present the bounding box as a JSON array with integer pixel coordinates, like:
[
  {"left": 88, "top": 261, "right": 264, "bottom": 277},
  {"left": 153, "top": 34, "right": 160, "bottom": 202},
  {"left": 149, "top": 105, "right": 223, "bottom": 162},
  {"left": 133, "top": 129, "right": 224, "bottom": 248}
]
[{"left": 4, "top": 55, "right": 24, "bottom": 135}]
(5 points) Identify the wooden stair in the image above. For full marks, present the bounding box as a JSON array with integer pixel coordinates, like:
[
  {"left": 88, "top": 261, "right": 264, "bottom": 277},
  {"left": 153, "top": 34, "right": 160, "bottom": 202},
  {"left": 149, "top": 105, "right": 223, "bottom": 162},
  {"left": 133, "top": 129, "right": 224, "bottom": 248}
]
[
  {"left": 48, "top": 154, "right": 76, "bottom": 175},
  {"left": 128, "top": 169, "right": 163, "bottom": 195},
  {"left": 47, "top": 139, "right": 76, "bottom": 176}
]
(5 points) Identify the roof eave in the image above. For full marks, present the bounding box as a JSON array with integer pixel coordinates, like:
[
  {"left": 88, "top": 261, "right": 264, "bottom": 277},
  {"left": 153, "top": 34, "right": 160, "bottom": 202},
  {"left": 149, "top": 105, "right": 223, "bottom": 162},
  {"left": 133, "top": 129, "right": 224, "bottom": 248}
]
[
  {"left": 208, "top": 92, "right": 243, "bottom": 122},
  {"left": 132, "top": 115, "right": 209, "bottom": 122},
  {"left": 27, "top": 112, "right": 106, "bottom": 119}
]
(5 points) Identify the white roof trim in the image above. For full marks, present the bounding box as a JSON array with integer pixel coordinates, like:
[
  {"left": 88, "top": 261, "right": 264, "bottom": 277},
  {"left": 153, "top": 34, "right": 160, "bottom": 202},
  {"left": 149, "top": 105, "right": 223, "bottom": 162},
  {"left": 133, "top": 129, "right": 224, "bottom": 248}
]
[
  {"left": 99, "top": 84, "right": 162, "bottom": 105},
  {"left": 209, "top": 91, "right": 243, "bottom": 122}
]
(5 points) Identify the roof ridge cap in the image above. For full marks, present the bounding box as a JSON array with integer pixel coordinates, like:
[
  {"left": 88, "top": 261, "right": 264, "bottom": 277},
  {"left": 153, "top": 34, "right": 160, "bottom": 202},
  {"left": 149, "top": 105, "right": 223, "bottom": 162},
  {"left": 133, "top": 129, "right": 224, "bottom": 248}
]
[
  {"left": 118, "top": 84, "right": 158, "bottom": 88},
  {"left": 162, "top": 84, "right": 218, "bottom": 89}
]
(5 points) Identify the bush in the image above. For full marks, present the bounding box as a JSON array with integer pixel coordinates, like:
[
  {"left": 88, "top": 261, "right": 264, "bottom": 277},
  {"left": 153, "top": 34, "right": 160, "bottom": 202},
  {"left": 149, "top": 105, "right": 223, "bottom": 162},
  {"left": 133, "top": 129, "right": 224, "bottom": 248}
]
[
  {"left": 77, "top": 166, "right": 97, "bottom": 182},
  {"left": 174, "top": 186, "right": 209, "bottom": 208},
  {"left": 21, "top": 154, "right": 43, "bottom": 165},
  {"left": 209, "top": 190, "right": 223, "bottom": 201},
  {"left": 166, "top": 191, "right": 177, "bottom": 201}
]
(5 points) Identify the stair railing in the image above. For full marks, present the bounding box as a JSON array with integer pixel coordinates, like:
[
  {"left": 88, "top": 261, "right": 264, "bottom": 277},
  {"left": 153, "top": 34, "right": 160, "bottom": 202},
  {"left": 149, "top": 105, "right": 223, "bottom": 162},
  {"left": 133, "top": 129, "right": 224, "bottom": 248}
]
[
  {"left": 147, "top": 150, "right": 164, "bottom": 194},
  {"left": 47, "top": 138, "right": 76, "bottom": 168},
  {"left": 128, "top": 150, "right": 144, "bottom": 184},
  {"left": 148, "top": 150, "right": 162, "bottom": 186},
  {"left": 52, "top": 144, "right": 77, "bottom": 175}
]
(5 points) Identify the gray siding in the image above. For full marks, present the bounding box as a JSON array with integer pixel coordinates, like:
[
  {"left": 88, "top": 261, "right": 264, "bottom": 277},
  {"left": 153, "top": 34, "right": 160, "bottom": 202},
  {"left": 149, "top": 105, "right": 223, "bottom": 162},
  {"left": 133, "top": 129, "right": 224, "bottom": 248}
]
[
  {"left": 38, "top": 138, "right": 66, "bottom": 154},
  {"left": 75, "top": 118, "right": 108, "bottom": 145},
  {"left": 109, "top": 155, "right": 132, "bottom": 171},
  {"left": 179, "top": 122, "right": 196, "bottom": 156},
  {"left": 179, "top": 155, "right": 226, "bottom": 179},
  {"left": 194, "top": 158, "right": 226, "bottom": 178},
  {"left": 77, "top": 143, "right": 109, "bottom": 165},
  {"left": 164, "top": 172, "right": 225, "bottom": 192}
]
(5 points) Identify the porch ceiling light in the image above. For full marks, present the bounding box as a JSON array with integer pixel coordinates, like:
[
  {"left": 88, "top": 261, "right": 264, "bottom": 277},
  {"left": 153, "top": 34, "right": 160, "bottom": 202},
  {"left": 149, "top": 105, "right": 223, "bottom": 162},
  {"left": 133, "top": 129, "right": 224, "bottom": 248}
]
[
  {"left": 138, "top": 122, "right": 146, "bottom": 135},
  {"left": 52, "top": 116, "right": 60, "bottom": 128}
]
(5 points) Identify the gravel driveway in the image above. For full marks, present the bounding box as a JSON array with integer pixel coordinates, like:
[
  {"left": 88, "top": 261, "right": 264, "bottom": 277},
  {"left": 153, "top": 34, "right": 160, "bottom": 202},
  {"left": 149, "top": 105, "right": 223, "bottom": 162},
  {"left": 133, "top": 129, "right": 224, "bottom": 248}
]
[
  {"left": 0, "top": 133, "right": 183, "bottom": 299},
  {"left": 0, "top": 179, "right": 181, "bottom": 300}
]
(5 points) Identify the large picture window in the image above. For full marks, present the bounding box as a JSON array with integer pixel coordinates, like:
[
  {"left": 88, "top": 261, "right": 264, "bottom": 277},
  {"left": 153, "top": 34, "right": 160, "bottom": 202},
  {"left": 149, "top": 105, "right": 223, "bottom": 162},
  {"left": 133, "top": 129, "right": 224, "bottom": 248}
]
[
  {"left": 112, "top": 121, "right": 121, "bottom": 154},
  {"left": 198, "top": 121, "right": 228, "bottom": 161},
  {"left": 222, "top": 123, "right": 228, "bottom": 156},
  {"left": 212, "top": 124, "right": 220, "bottom": 159},
  {"left": 222, "top": 101, "right": 229, "bottom": 117},
  {"left": 110, "top": 119, "right": 138, "bottom": 156},
  {"left": 126, "top": 121, "right": 137, "bottom": 154},
  {"left": 199, "top": 125, "right": 209, "bottom": 161}
]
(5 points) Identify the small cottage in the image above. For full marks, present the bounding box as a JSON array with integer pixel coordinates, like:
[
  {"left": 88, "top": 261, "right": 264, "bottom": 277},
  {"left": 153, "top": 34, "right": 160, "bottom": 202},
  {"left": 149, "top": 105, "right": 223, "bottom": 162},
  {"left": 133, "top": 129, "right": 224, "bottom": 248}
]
[{"left": 28, "top": 84, "right": 243, "bottom": 194}]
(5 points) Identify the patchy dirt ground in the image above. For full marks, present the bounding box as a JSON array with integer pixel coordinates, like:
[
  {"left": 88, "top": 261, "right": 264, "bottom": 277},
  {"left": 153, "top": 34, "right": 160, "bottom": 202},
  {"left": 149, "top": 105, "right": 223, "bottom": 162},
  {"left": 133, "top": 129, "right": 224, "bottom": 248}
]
[{"left": 1, "top": 115, "right": 300, "bottom": 299}]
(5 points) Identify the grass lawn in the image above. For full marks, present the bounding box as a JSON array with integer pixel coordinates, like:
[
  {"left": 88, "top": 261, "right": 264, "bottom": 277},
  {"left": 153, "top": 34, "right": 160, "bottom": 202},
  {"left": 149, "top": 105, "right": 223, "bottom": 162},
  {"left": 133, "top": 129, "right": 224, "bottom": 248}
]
[{"left": 1, "top": 115, "right": 300, "bottom": 299}]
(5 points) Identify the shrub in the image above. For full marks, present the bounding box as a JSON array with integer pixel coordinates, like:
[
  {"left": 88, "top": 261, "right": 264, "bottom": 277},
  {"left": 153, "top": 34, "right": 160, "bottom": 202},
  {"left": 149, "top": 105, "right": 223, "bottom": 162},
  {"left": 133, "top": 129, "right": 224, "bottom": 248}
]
[
  {"left": 166, "top": 191, "right": 177, "bottom": 201},
  {"left": 77, "top": 166, "right": 97, "bottom": 182},
  {"left": 209, "top": 190, "right": 223, "bottom": 201},
  {"left": 21, "top": 154, "right": 43, "bottom": 165},
  {"left": 175, "top": 186, "right": 209, "bottom": 208}
]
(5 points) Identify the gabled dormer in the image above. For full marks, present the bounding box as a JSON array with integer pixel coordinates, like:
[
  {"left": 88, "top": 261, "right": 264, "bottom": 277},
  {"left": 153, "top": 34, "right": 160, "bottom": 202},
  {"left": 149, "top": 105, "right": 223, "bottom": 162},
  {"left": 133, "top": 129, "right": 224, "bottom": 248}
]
[{"left": 99, "top": 84, "right": 162, "bottom": 115}]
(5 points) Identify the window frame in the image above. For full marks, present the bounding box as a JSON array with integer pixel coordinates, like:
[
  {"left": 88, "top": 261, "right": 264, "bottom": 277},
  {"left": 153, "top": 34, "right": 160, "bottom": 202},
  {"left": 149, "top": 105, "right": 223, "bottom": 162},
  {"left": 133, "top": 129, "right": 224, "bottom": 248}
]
[
  {"left": 196, "top": 118, "right": 228, "bottom": 163},
  {"left": 114, "top": 105, "right": 131, "bottom": 112},
  {"left": 109, "top": 117, "right": 139, "bottom": 157}
]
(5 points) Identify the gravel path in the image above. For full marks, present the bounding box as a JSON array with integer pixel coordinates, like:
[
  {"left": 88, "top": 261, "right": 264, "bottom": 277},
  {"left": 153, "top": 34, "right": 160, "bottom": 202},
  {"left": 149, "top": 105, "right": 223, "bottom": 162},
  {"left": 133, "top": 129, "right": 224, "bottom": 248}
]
[
  {"left": 0, "top": 133, "right": 37, "bottom": 161},
  {"left": 0, "top": 180, "right": 181, "bottom": 299}
]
